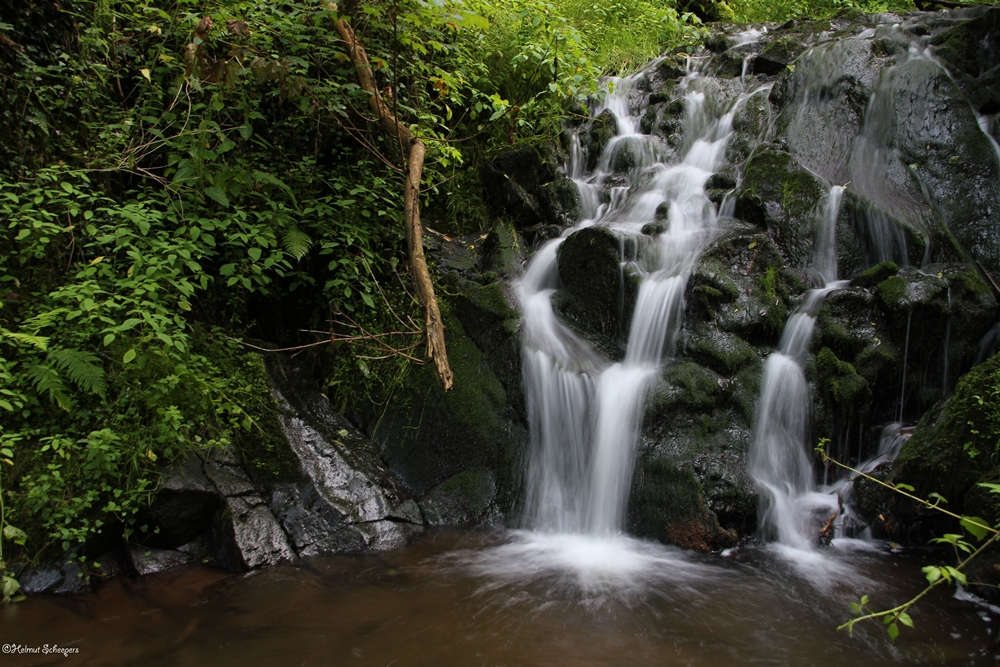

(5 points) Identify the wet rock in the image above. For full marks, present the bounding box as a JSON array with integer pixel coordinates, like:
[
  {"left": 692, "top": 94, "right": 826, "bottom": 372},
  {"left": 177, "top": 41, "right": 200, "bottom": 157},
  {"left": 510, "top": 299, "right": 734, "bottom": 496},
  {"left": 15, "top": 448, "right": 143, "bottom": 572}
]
[
  {"left": 19, "top": 567, "right": 64, "bottom": 595},
  {"left": 734, "top": 146, "right": 825, "bottom": 271},
  {"left": 142, "top": 455, "right": 222, "bottom": 548},
  {"left": 554, "top": 226, "right": 640, "bottom": 358},
  {"left": 267, "top": 356, "right": 425, "bottom": 552},
  {"left": 214, "top": 494, "right": 297, "bottom": 570},
  {"left": 480, "top": 145, "right": 578, "bottom": 229},
  {"left": 419, "top": 468, "right": 498, "bottom": 527},
  {"left": 126, "top": 546, "right": 194, "bottom": 576},
  {"left": 691, "top": 230, "right": 792, "bottom": 345},
  {"left": 930, "top": 6, "right": 1000, "bottom": 115},
  {"left": 752, "top": 36, "right": 807, "bottom": 75},
  {"left": 886, "top": 57, "right": 1000, "bottom": 275},
  {"left": 53, "top": 561, "right": 88, "bottom": 595}
]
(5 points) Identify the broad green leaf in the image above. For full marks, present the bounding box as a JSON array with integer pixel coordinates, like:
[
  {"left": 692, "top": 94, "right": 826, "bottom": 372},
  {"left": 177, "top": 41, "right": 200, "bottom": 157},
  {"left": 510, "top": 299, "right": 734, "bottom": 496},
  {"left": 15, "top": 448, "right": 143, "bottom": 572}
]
[
  {"left": 123, "top": 349, "right": 136, "bottom": 364},
  {"left": 960, "top": 516, "right": 991, "bottom": 541},
  {"left": 205, "top": 186, "right": 230, "bottom": 207}
]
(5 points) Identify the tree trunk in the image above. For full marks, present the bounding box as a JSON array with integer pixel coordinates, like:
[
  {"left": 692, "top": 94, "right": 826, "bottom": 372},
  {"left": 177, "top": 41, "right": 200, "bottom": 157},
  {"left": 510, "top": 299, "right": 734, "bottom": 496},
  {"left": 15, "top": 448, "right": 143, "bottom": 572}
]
[{"left": 330, "top": 10, "right": 453, "bottom": 390}]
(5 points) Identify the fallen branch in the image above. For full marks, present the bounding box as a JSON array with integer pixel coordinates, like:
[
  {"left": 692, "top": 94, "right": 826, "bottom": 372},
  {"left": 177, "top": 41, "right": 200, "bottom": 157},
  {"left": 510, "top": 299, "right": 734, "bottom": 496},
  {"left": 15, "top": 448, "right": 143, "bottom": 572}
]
[{"left": 328, "top": 5, "right": 453, "bottom": 390}]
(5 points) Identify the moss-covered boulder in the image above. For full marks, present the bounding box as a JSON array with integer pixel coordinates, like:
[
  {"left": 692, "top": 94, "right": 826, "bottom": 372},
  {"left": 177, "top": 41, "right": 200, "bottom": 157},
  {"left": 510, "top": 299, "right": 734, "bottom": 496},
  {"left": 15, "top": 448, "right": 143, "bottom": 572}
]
[
  {"left": 689, "top": 229, "right": 793, "bottom": 345},
  {"left": 888, "top": 353, "right": 1000, "bottom": 544},
  {"left": 630, "top": 354, "right": 762, "bottom": 548},
  {"left": 734, "top": 146, "right": 826, "bottom": 271},
  {"left": 419, "top": 467, "right": 498, "bottom": 527},
  {"left": 480, "top": 145, "right": 579, "bottom": 229},
  {"left": 368, "top": 301, "right": 527, "bottom": 509}
]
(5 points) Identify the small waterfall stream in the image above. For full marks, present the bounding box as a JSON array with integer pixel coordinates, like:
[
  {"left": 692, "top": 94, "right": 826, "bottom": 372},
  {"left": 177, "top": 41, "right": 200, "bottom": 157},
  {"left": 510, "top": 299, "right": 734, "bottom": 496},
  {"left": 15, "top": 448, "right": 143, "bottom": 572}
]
[
  {"left": 520, "top": 65, "right": 761, "bottom": 543},
  {"left": 749, "top": 186, "right": 848, "bottom": 551}
]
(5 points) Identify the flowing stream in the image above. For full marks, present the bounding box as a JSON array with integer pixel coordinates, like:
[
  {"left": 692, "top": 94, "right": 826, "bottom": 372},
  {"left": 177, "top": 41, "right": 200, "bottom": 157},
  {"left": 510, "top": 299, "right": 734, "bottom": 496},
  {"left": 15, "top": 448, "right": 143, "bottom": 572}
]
[{"left": 521, "top": 63, "right": 752, "bottom": 546}]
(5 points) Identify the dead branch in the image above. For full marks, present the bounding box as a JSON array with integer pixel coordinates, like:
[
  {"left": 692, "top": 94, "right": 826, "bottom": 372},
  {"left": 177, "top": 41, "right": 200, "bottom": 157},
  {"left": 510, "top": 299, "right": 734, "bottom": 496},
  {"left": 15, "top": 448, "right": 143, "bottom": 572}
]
[{"left": 329, "top": 6, "right": 453, "bottom": 389}]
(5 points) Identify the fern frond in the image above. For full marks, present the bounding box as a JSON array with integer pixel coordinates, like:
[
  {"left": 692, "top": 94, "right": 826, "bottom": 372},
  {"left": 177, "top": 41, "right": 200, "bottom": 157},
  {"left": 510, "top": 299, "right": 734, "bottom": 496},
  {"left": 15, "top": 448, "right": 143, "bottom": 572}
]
[
  {"left": 48, "top": 348, "right": 107, "bottom": 398},
  {"left": 26, "top": 363, "right": 74, "bottom": 410},
  {"left": 0, "top": 328, "right": 49, "bottom": 351},
  {"left": 20, "top": 308, "right": 68, "bottom": 333},
  {"left": 282, "top": 227, "right": 313, "bottom": 261}
]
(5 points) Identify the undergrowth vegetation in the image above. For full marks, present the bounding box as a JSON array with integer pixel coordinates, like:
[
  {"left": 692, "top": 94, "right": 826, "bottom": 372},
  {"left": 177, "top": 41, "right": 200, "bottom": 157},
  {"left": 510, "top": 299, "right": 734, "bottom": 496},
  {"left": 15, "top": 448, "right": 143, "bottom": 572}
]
[{"left": 0, "top": 0, "right": 705, "bottom": 577}]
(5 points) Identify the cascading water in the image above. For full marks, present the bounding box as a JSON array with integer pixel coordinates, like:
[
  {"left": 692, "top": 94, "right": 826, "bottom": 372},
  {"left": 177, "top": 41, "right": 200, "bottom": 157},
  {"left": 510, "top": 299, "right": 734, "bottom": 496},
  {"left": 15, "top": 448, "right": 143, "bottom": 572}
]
[
  {"left": 519, "top": 66, "right": 763, "bottom": 545},
  {"left": 750, "top": 186, "right": 847, "bottom": 551}
]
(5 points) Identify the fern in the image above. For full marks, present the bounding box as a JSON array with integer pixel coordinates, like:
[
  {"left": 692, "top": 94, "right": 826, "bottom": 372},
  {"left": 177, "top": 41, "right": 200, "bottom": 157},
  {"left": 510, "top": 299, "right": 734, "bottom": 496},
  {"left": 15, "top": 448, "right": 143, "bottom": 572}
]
[
  {"left": 20, "top": 308, "right": 68, "bottom": 334},
  {"left": 282, "top": 227, "right": 313, "bottom": 260},
  {"left": 0, "top": 328, "right": 49, "bottom": 351},
  {"left": 26, "top": 363, "right": 74, "bottom": 410},
  {"left": 48, "top": 348, "right": 107, "bottom": 398}
]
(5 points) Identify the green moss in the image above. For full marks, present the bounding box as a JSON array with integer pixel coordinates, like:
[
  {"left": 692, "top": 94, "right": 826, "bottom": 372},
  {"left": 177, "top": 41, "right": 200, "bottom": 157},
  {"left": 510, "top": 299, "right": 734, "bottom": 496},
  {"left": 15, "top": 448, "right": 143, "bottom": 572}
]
[
  {"left": 374, "top": 306, "right": 524, "bottom": 499},
  {"left": 815, "top": 347, "right": 870, "bottom": 412},
  {"left": 436, "top": 467, "right": 496, "bottom": 511},
  {"left": 692, "top": 331, "right": 759, "bottom": 376},
  {"left": 862, "top": 261, "right": 899, "bottom": 285},
  {"left": 661, "top": 362, "right": 726, "bottom": 411},
  {"left": 731, "top": 362, "right": 764, "bottom": 423},
  {"left": 894, "top": 352, "right": 1000, "bottom": 521},
  {"left": 854, "top": 343, "right": 898, "bottom": 386}
]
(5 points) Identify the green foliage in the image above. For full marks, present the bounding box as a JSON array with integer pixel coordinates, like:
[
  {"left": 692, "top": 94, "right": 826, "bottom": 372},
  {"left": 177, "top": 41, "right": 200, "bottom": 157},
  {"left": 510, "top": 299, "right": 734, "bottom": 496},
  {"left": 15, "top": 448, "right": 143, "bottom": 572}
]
[
  {"left": 819, "top": 441, "right": 1000, "bottom": 642},
  {"left": 720, "top": 0, "right": 911, "bottom": 23},
  {"left": 0, "top": 0, "right": 707, "bottom": 581}
]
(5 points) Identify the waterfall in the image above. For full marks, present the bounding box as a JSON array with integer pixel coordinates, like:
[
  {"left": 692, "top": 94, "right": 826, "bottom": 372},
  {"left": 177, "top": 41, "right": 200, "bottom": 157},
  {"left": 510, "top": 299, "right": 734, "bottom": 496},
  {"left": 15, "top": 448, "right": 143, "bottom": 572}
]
[
  {"left": 520, "top": 67, "right": 759, "bottom": 539},
  {"left": 749, "top": 185, "right": 847, "bottom": 550}
]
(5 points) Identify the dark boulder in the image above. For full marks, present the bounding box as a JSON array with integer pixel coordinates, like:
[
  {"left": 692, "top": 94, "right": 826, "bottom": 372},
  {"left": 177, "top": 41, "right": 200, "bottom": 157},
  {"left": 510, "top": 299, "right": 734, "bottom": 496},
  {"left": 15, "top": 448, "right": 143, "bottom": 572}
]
[{"left": 554, "top": 226, "right": 640, "bottom": 358}]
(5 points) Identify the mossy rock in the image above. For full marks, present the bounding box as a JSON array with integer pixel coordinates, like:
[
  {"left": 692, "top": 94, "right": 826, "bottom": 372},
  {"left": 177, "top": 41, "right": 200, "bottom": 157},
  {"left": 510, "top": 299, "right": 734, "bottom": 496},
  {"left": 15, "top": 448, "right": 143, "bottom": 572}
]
[
  {"left": 888, "top": 352, "right": 1000, "bottom": 544},
  {"left": 875, "top": 270, "right": 949, "bottom": 316},
  {"left": 418, "top": 467, "right": 498, "bottom": 527},
  {"left": 814, "top": 287, "right": 882, "bottom": 361},
  {"left": 734, "top": 145, "right": 825, "bottom": 271},
  {"left": 479, "top": 222, "right": 524, "bottom": 278},
  {"left": 687, "top": 327, "right": 759, "bottom": 376},
  {"left": 628, "top": 455, "right": 738, "bottom": 552},
  {"left": 650, "top": 362, "right": 727, "bottom": 414},
  {"left": 730, "top": 361, "right": 765, "bottom": 424},
  {"left": 815, "top": 346, "right": 870, "bottom": 416},
  {"left": 696, "top": 231, "right": 792, "bottom": 345},
  {"left": 371, "top": 307, "right": 527, "bottom": 507},
  {"left": 851, "top": 260, "right": 899, "bottom": 289}
]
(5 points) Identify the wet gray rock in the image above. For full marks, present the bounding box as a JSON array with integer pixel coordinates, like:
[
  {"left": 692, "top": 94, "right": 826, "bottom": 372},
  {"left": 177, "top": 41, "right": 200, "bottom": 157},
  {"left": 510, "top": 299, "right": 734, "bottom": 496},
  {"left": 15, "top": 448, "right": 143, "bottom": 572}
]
[
  {"left": 19, "top": 568, "right": 64, "bottom": 595},
  {"left": 266, "top": 356, "right": 424, "bottom": 552},
  {"left": 127, "top": 546, "right": 194, "bottom": 576},
  {"left": 214, "top": 494, "right": 297, "bottom": 570}
]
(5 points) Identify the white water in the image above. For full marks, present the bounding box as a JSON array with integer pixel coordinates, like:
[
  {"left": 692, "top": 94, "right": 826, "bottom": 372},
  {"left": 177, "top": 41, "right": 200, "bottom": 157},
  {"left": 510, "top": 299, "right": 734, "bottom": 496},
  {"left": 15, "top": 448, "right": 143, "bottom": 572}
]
[
  {"left": 513, "top": 65, "right": 764, "bottom": 575},
  {"left": 750, "top": 186, "right": 848, "bottom": 553}
]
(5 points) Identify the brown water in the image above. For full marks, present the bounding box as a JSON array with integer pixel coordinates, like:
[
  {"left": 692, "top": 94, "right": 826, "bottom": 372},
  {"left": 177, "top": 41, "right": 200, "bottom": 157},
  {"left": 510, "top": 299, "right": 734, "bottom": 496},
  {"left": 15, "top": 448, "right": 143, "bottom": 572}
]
[{"left": 2, "top": 530, "right": 995, "bottom": 667}]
